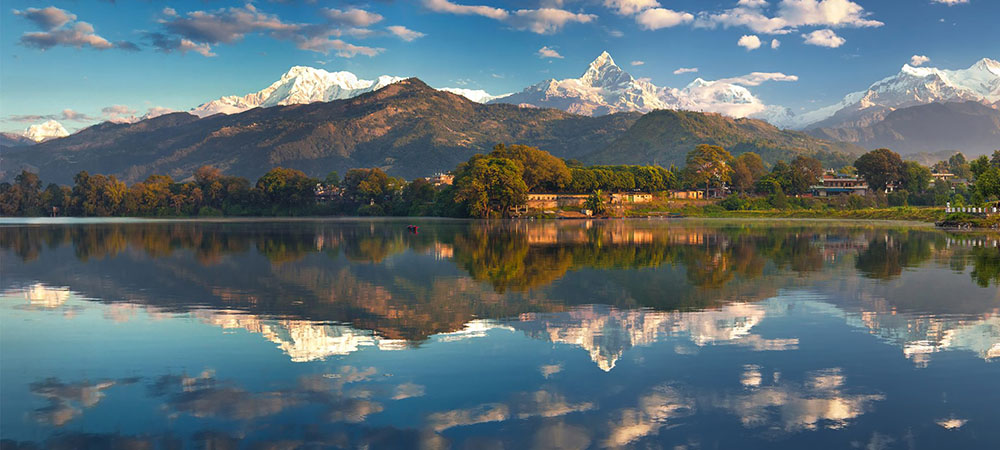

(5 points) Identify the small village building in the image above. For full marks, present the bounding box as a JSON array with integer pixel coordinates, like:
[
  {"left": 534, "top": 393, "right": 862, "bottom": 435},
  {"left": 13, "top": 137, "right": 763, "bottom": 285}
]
[
  {"left": 667, "top": 190, "right": 704, "bottom": 200},
  {"left": 428, "top": 173, "right": 454, "bottom": 187},
  {"left": 810, "top": 173, "right": 868, "bottom": 196},
  {"left": 931, "top": 172, "right": 955, "bottom": 184},
  {"left": 611, "top": 192, "right": 653, "bottom": 204}
]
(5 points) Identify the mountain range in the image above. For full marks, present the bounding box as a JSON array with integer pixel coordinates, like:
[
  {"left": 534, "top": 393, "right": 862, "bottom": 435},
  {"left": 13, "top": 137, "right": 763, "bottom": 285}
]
[
  {"left": 0, "top": 78, "right": 861, "bottom": 184},
  {"left": 3, "top": 52, "right": 997, "bottom": 183},
  {"left": 789, "top": 58, "right": 1000, "bottom": 130},
  {"left": 808, "top": 101, "right": 1000, "bottom": 155}
]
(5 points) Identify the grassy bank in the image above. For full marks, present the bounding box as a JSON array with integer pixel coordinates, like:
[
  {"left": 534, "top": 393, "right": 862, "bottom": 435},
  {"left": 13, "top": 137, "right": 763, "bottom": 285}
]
[{"left": 621, "top": 202, "right": 947, "bottom": 222}]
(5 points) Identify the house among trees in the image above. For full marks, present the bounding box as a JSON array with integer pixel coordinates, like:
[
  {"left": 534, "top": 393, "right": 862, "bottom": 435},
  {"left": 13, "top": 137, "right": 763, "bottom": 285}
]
[
  {"left": 428, "top": 173, "right": 454, "bottom": 187},
  {"left": 810, "top": 173, "right": 869, "bottom": 197}
]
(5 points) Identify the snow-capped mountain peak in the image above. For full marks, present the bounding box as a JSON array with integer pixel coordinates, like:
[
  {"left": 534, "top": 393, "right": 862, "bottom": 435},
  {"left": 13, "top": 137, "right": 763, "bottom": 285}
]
[
  {"left": 439, "top": 88, "right": 511, "bottom": 104},
  {"left": 190, "top": 66, "right": 406, "bottom": 117},
  {"left": 23, "top": 120, "right": 69, "bottom": 142},
  {"left": 781, "top": 57, "right": 1000, "bottom": 129},
  {"left": 491, "top": 51, "right": 787, "bottom": 119},
  {"left": 189, "top": 66, "right": 514, "bottom": 116}
]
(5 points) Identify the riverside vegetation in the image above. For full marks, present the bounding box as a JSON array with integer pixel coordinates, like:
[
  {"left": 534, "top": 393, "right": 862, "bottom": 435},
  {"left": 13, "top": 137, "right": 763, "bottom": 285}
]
[{"left": 3, "top": 143, "right": 1000, "bottom": 223}]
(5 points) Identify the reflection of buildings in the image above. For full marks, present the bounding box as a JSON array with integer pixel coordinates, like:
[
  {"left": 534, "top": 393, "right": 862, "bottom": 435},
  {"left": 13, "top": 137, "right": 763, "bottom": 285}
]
[
  {"left": 194, "top": 310, "right": 408, "bottom": 362},
  {"left": 511, "top": 303, "right": 798, "bottom": 371}
]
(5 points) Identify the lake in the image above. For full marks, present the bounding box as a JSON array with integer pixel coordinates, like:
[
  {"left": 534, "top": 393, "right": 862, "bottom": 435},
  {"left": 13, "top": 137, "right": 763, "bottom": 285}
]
[{"left": 1, "top": 218, "right": 998, "bottom": 449}]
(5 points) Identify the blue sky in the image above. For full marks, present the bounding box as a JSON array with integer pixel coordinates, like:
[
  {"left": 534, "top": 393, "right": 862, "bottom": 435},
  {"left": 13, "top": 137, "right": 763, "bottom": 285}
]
[{"left": 2, "top": 0, "right": 998, "bottom": 133}]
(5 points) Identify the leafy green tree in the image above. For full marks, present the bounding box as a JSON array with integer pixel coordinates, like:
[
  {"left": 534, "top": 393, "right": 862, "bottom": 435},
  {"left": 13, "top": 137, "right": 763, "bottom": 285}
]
[
  {"left": 730, "top": 152, "right": 766, "bottom": 193},
  {"left": 401, "top": 177, "right": 437, "bottom": 215},
  {"left": 453, "top": 156, "right": 527, "bottom": 218},
  {"left": 901, "top": 161, "right": 932, "bottom": 193},
  {"left": 254, "top": 167, "right": 318, "bottom": 210},
  {"left": 585, "top": 190, "right": 608, "bottom": 215},
  {"left": 323, "top": 171, "right": 340, "bottom": 186},
  {"left": 970, "top": 155, "right": 992, "bottom": 180},
  {"left": 948, "top": 152, "right": 973, "bottom": 179},
  {"left": 788, "top": 155, "right": 824, "bottom": 195},
  {"left": 974, "top": 166, "right": 1000, "bottom": 201},
  {"left": 341, "top": 168, "right": 404, "bottom": 210},
  {"left": 855, "top": 148, "right": 903, "bottom": 192},
  {"left": 683, "top": 144, "right": 732, "bottom": 195},
  {"left": 490, "top": 143, "right": 571, "bottom": 192}
]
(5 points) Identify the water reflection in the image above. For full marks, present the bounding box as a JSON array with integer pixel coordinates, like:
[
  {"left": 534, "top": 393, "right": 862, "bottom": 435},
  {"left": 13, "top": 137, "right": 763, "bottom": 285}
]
[{"left": 2, "top": 219, "right": 999, "bottom": 448}]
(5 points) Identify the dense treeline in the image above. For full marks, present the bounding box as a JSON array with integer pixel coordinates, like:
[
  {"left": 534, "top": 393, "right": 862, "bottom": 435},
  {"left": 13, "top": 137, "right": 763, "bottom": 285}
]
[{"left": 3, "top": 142, "right": 999, "bottom": 218}]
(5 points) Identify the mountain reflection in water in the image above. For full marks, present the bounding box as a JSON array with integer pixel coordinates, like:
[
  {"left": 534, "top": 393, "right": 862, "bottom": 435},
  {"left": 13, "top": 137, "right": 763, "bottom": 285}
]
[{"left": 1, "top": 219, "right": 998, "bottom": 449}]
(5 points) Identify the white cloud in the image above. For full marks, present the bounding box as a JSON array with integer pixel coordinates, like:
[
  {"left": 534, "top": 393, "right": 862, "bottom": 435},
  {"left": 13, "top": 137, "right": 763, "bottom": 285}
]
[
  {"left": 771, "top": 38, "right": 781, "bottom": 48},
  {"left": 931, "top": 0, "right": 969, "bottom": 5},
  {"left": 696, "top": 0, "right": 883, "bottom": 35},
  {"left": 537, "top": 46, "right": 564, "bottom": 59},
  {"left": 604, "top": 0, "right": 661, "bottom": 15},
  {"left": 778, "top": 0, "right": 884, "bottom": 28},
  {"left": 508, "top": 8, "right": 596, "bottom": 34},
  {"left": 802, "top": 28, "right": 845, "bottom": 47},
  {"left": 636, "top": 8, "right": 695, "bottom": 30},
  {"left": 101, "top": 105, "right": 137, "bottom": 122},
  {"left": 718, "top": 72, "right": 799, "bottom": 85},
  {"left": 12, "top": 7, "right": 76, "bottom": 30},
  {"left": 13, "top": 8, "right": 126, "bottom": 51},
  {"left": 386, "top": 25, "right": 425, "bottom": 41},
  {"left": 909, "top": 54, "right": 930, "bottom": 66},
  {"left": 673, "top": 67, "right": 699, "bottom": 74},
  {"left": 738, "top": 34, "right": 762, "bottom": 50},
  {"left": 630, "top": 60, "right": 645, "bottom": 66},
  {"left": 294, "top": 37, "right": 382, "bottom": 57},
  {"left": 423, "top": 1, "right": 593, "bottom": 34},
  {"left": 321, "top": 8, "right": 384, "bottom": 27},
  {"left": 423, "top": 0, "right": 509, "bottom": 20},
  {"left": 152, "top": 4, "right": 382, "bottom": 58}
]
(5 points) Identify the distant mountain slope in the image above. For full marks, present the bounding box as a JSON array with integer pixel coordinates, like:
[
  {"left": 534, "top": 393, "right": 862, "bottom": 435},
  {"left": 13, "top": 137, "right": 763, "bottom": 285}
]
[
  {"left": 785, "top": 58, "right": 1000, "bottom": 129},
  {"left": 586, "top": 110, "right": 864, "bottom": 168},
  {"left": 808, "top": 101, "right": 1000, "bottom": 155},
  {"left": 0, "top": 132, "right": 35, "bottom": 148},
  {"left": 2, "top": 79, "right": 864, "bottom": 185},
  {"left": 2, "top": 79, "right": 639, "bottom": 184}
]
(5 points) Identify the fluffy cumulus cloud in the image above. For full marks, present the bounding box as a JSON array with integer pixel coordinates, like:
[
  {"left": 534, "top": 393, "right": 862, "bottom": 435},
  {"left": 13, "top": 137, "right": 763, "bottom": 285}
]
[
  {"left": 146, "top": 32, "right": 217, "bottom": 57},
  {"left": 423, "top": 0, "right": 594, "bottom": 34},
  {"left": 537, "top": 46, "right": 564, "bottom": 59},
  {"left": 320, "top": 8, "right": 384, "bottom": 27},
  {"left": 802, "top": 28, "right": 846, "bottom": 47},
  {"left": 5, "top": 109, "right": 96, "bottom": 123},
  {"left": 910, "top": 54, "right": 931, "bottom": 66},
  {"left": 101, "top": 105, "right": 138, "bottom": 122},
  {"left": 636, "top": 8, "right": 695, "bottom": 30},
  {"left": 738, "top": 34, "right": 763, "bottom": 50},
  {"left": 386, "top": 26, "right": 426, "bottom": 41},
  {"left": 12, "top": 7, "right": 133, "bottom": 51},
  {"left": 630, "top": 60, "right": 645, "bottom": 66},
  {"left": 150, "top": 4, "right": 385, "bottom": 57},
  {"left": 695, "top": 0, "right": 883, "bottom": 35},
  {"left": 423, "top": 0, "right": 509, "bottom": 20},
  {"left": 13, "top": 6, "right": 76, "bottom": 30},
  {"left": 718, "top": 72, "right": 799, "bottom": 85},
  {"left": 508, "top": 8, "right": 597, "bottom": 34},
  {"left": 932, "top": 0, "right": 969, "bottom": 5},
  {"left": 673, "top": 67, "right": 699, "bottom": 74},
  {"left": 604, "top": 0, "right": 662, "bottom": 15}
]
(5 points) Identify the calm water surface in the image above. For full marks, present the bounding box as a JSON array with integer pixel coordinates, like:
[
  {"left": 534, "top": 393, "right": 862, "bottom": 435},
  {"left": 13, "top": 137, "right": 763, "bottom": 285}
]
[{"left": 1, "top": 218, "right": 998, "bottom": 449}]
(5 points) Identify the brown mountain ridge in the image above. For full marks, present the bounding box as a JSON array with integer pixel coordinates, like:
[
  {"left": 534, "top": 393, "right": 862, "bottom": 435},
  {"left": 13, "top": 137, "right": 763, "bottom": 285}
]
[{"left": 1, "top": 78, "right": 862, "bottom": 184}]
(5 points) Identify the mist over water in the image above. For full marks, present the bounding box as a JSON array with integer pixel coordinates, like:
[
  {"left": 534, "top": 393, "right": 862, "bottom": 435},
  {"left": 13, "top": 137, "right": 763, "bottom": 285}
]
[{"left": 1, "top": 218, "right": 998, "bottom": 449}]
